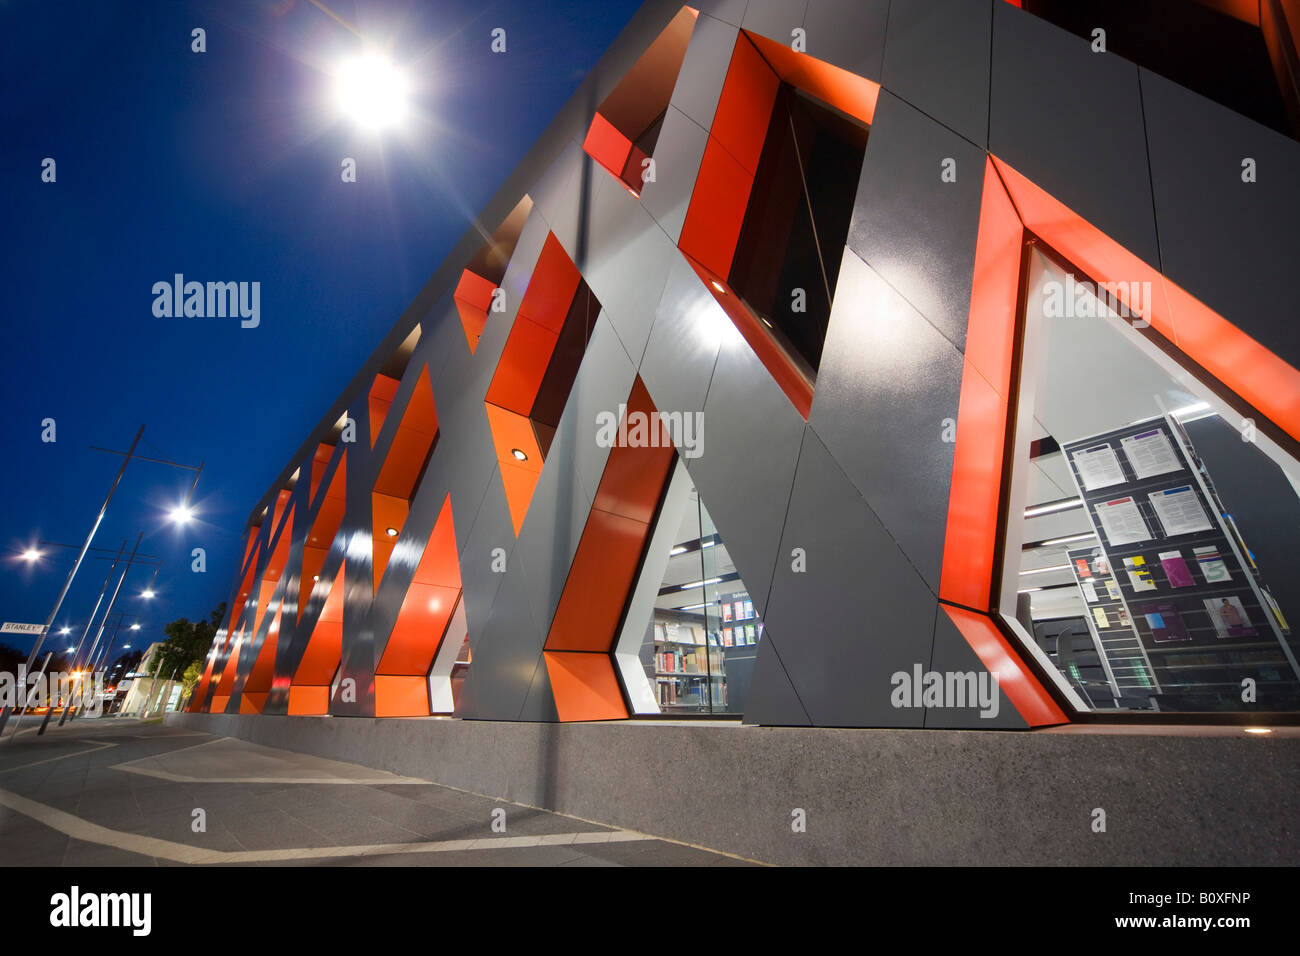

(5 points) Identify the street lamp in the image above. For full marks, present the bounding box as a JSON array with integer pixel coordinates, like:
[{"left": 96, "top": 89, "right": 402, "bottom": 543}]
[
  {"left": 20, "top": 547, "right": 43, "bottom": 563},
  {"left": 168, "top": 504, "right": 194, "bottom": 525}
]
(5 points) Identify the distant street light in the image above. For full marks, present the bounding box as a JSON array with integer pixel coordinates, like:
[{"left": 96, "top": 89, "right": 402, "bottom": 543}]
[
  {"left": 169, "top": 504, "right": 194, "bottom": 525},
  {"left": 20, "top": 547, "right": 43, "bottom": 563}
]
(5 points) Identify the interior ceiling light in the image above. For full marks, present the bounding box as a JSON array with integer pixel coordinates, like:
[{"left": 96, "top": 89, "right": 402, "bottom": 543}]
[
  {"left": 1024, "top": 498, "right": 1083, "bottom": 518},
  {"left": 1040, "top": 532, "right": 1097, "bottom": 548},
  {"left": 1019, "top": 564, "right": 1071, "bottom": 576}
]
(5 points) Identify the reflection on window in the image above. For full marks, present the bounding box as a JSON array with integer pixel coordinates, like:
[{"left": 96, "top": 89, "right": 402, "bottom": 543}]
[
  {"left": 614, "top": 460, "right": 764, "bottom": 715},
  {"left": 1002, "top": 248, "right": 1300, "bottom": 713},
  {"left": 729, "top": 85, "right": 869, "bottom": 381}
]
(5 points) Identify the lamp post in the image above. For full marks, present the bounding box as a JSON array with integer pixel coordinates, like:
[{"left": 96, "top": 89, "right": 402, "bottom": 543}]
[{"left": 0, "top": 426, "right": 144, "bottom": 738}]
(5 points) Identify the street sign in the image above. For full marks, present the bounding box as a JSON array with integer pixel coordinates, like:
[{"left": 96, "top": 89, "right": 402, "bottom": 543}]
[{"left": 0, "top": 622, "right": 45, "bottom": 635}]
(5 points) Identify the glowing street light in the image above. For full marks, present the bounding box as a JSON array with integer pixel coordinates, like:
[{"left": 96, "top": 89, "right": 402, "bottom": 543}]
[
  {"left": 58, "top": 626, "right": 71, "bottom": 636},
  {"left": 169, "top": 504, "right": 194, "bottom": 525},
  {"left": 129, "top": 624, "right": 141, "bottom": 631},
  {"left": 335, "top": 51, "right": 410, "bottom": 131},
  {"left": 141, "top": 589, "right": 155, "bottom": 599},
  {"left": 20, "top": 547, "right": 43, "bottom": 563}
]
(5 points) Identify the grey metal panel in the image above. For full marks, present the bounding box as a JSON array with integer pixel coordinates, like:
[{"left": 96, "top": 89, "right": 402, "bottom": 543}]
[
  {"left": 581, "top": 171, "right": 678, "bottom": 364},
  {"left": 809, "top": 250, "right": 962, "bottom": 591},
  {"left": 457, "top": 467, "right": 515, "bottom": 642},
  {"left": 328, "top": 406, "right": 379, "bottom": 716},
  {"left": 513, "top": 452, "right": 595, "bottom": 637},
  {"left": 638, "top": 254, "right": 726, "bottom": 417},
  {"left": 434, "top": 376, "right": 503, "bottom": 528},
  {"left": 530, "top": 139, "right": 588, "bottom": 258},
  {"left": 518, "top": 654, "right": 560, "bottom": 722},
  {"left": 924, "top": 607, "right": 1029, "bottom": 729},
  {"left": 989, "top": 2, "right": 1159, "bottom": 268},
  {"left": 695, "top": 0, "right": 747, "bottom": 27},
  {"left": 802, "top": 0, "right": 890, "bottom": 85},
  {"left": 640, "top": 106, "right": 709, "bottom": 244},
  {"left": 742, "top": 0, "right": 807, "bottom": 45},
  {"left": 881, "top": 0, "right": 992, "bottom": 148},
  {"left": 558, "top": 315, "right": 638, "bottom": 506},
  {"left": 764, "top": 428, "right": 938, "bottom": 727},
  {"left": 669, "top": 14, "right": 740, "bottom": 133},
  {"left": 847, "top": 91, "right": 985, "bottom": 352},
  {"left": 741, "top": 634, "right": 812, "bottom": 725},
  {"left": 455, "top": 558, "right": 546, "bottom": 720},
  {"left": 1141, "top": 67, "right": 1300, "bottom": 367},
  {"left": 687, "top": 324, "right": 806, "bottom": 612}
]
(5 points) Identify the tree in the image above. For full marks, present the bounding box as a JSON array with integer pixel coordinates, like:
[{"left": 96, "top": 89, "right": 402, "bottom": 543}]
[{"left": 148, "top": 603, "right": 226, "bottom": 687}]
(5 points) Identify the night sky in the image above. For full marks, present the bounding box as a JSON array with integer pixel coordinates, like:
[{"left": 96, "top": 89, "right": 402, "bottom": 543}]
[{"left": 0, "top": 0, "right": 642, "bottom": 659}]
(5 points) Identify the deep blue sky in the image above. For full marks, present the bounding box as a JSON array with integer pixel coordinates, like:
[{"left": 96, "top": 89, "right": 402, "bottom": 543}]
[{"left": 0, "top": 0, "right": 642, "bottom": 658}]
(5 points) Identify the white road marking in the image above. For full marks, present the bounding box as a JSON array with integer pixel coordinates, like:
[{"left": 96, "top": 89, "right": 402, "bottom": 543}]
[{"left": 0, "top": 787, "right": 649, "bottom": 864}]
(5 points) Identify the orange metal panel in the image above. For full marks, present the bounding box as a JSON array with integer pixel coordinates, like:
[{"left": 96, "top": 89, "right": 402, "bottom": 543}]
[
  {"left": 991, "top": 157, "right": 1175, "bottom": 341},
  {"left": 710, "top": 33, "right": 779, "bottom": 176},
  {"left": 369, "top": 374, "right": 400, "bottom": 447},
  {"left": 300, "top": 451, "right": 346, "bottom": 622},
  {"left": 242, "top": 606, "right": 282, "bottom": 697},
  {"left": 484, "top": 315, "right": 561, "bottom": 415},
  {"left": 941, "top": 604, "right": 1068, "bottom": 727},
  {"left": 498, "top": 458, "right": 543, "bottom": 535},
  {"left": 372, "top": 493, "right": 409, "bottom": 591},
  {"left": 938, "top": 159, "right": 1023, "bottom": 610},
  {"left": 287, "top": 685, "right": 329, "bottom": 716},
  {"left": 374, "top": 675, "right": 431, "bottom": 717},
  {"left": 591, "top": 379, "right": 677, "bottom": 523},
  {"left": 484, "top": 403, "right": 545, "bottom": 474},
  {"left": 744, "top": 31, "right": 880, "bottom": 125},
  {"left": 307, "top": 442, "right": 334, "bottom": 503},
  {"left": 209, "top": 695, "right": 230, "bottom": 714},
  {"left": 546, "top": 508, "right": 652, "bottom": 651},
  {"left": 1161, "top": 276, "right": 1300, "bottom": 442},
  {"left": 993, "top": 155, "right": 1300, "bottom": 444},
  {"left": 454, "top": 269, "right": 496, "bottom": 312},
  {"left": 543, "top": 651, "right": 629, "bottom": 722},
  {"left": 412, "top": 495, "right": 461, "bottom": 588},
  {"left": 582, "top": 111, "right": 634, "bottom": 182},
  {"left": 940, "top": 360, "right": 1009, "bottom": 611},
  {"left": 374, "top": 367, "right": 438, "bottom": 499},
  {"left": 239, "top": 693, "right": 266, "bottom": 714},
  {"left": 378, "top": 583, "right": 459, "bottom": 675},
  {"left": 292, "top": 567, "right": 344, "bottom": 689},
  {"left": 516, "top": 233, "right": 582, "bottom": 334},
  {"left": 677, "top": 137, "right": 755, "bottom": 278}
]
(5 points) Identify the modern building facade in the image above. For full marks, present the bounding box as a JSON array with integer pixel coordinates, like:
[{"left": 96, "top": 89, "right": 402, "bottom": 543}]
[{"left": 190, "top": 0, "right": 1300, "bottom": 731}]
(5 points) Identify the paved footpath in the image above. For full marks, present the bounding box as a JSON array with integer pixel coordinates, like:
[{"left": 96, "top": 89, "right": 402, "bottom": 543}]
[{"left": 0, "top": 718, "right": 756, "bottom": 867}]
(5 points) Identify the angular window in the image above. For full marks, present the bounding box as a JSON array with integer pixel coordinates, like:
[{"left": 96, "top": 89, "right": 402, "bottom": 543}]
[
  {"left": 485, "top": 232, "right": 603, "bottom": 533},
  {"left": 728, "top": 85, "right": 869, "bottom": 380},
  {"left": 678, "top": 30, "right": 878, "bottom": 417},
  {"left": 453, "top": 196, "right": 533, "bottom": 353},
  {"left": 613, "top": 459, "right": 767, "bottom": 716},
  {"left": 1001, "top": 247, "right": 1300, "bottom": 713},
  {"left": 582, "top": 6, "right": 698, "bottom": 195}
]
